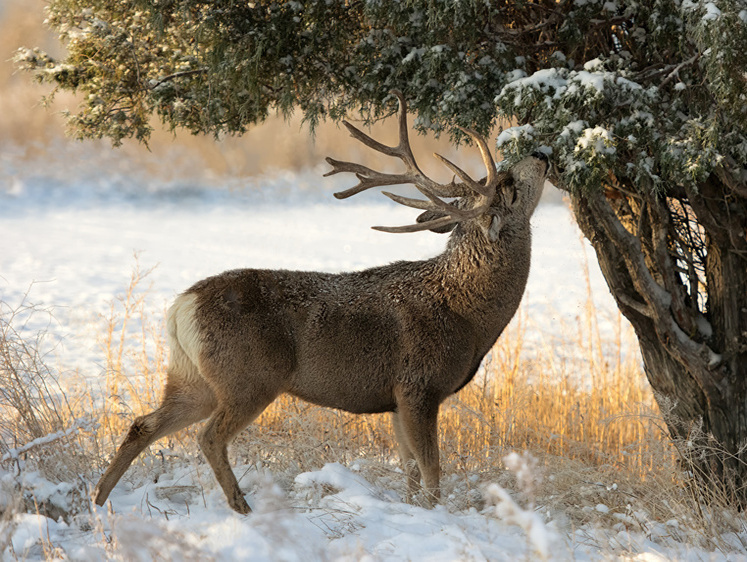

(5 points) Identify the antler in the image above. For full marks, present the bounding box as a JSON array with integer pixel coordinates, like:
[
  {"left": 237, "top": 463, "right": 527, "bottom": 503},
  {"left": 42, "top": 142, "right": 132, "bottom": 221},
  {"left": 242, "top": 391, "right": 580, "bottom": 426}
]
[{"left": 324, "top": 90, "right": 500, "bottom": 234}]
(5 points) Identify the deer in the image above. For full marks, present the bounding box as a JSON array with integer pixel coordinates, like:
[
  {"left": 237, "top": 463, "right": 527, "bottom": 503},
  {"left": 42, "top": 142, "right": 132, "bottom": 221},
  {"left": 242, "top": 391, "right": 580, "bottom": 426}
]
[{"left": 92, "top": 91, "right": 548, "bottom": 514}]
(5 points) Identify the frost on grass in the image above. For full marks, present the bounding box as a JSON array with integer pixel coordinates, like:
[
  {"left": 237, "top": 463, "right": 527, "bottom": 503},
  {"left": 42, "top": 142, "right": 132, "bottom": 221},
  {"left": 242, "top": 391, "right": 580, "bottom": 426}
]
[
  {"left": 484, "top": 451, "right": 560, "bottom": 562},
  {"left": 487, "top": 484, "right": 555, "bottom": 561}
]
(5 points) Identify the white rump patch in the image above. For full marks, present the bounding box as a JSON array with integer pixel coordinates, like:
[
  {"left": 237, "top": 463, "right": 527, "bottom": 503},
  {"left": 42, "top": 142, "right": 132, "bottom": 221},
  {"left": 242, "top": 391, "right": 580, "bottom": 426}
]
[{"left": 167, "top": 293, "right": 203, "bottom": 379}]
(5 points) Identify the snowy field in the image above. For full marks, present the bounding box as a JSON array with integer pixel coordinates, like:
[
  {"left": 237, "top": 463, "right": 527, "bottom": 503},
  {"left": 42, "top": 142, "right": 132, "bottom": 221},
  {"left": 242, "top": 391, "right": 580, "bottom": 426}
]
[{"left": 1, "top": 161, "right": 742, "bottom": 560}]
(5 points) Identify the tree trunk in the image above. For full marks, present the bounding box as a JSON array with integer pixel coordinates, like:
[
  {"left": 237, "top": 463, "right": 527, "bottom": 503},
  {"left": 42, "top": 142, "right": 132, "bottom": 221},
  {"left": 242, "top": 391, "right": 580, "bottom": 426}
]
[{"left": 566, "top": 181, "right": 747, "bottom": 504}]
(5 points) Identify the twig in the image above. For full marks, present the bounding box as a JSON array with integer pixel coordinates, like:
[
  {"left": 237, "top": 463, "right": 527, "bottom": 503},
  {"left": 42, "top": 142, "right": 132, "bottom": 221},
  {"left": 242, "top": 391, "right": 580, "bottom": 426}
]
[
  {"left": 148, "top": 68, "right": 207, "bottom": 90},
  {"left": 659, "top": 53, "right": 701, "bottom": 89},
  {"left": 1, "top": 417, "right": 93, "bottom": 462}
]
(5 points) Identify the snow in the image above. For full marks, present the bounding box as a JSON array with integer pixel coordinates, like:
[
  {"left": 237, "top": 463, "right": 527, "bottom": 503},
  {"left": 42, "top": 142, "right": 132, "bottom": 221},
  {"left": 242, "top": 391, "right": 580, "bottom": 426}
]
[
  {"left": 486, "top": 483, "right": 554, "bottom": 560},
  {"left": 403, "top": 47, "right": 424, "bottom": 63},
  {"left": 681, "top": 1, "right": 725, "bottom": 23},
  {"left": 575, "top": 126, "right": 616, "bottom": 156},
  {"left": 498, "top": 65, "right": 644, "bottom": 113},
  {"left": 500, "top": 68, "right": 567, "bottom": 105},
  {"left": 0, "top": 160, "right": 742, "bottom": 560},
  {"left": 703, "top": 2, "right": 722, "bottom": 21},
  {"left": 495, "top": 124, "right": 535, "bottom": 149}
]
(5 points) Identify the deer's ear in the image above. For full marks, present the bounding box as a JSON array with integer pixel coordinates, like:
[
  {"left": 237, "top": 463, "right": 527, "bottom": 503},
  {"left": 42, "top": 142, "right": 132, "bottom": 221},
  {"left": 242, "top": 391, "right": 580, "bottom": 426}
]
[
  {"left": 487, "top": 214, "right": 502, "bottom": 242},
  {"left": 416, "top": 210, "right": 457, "bottom": 233},
  {"left": 476, "top": 212, "right": 503, "bottom": 242},
  {"left": 498, "top": 174, "right": 519, "bottom": 207}
]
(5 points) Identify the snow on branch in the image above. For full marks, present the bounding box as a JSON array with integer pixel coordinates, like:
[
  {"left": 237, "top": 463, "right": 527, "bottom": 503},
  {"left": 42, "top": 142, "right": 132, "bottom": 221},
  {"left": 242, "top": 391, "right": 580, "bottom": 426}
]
[{"left": 2, "top": 418, "right": 94, "bottom": 462}]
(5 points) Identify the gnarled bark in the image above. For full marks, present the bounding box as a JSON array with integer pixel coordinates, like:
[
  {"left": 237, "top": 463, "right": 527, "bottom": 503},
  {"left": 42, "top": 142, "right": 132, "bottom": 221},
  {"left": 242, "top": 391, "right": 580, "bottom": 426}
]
[{"left": 563, "top": 175, "right": 747, "bottom": 504}]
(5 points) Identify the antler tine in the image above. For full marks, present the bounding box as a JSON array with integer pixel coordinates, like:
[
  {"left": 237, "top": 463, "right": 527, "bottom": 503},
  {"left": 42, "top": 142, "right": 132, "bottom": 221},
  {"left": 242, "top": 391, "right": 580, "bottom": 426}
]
[
  {"left": 391, "top": 90, "right": 417, "bottom": 168},
  {"left": 373, "top": 193, "right": 490, "bottom": 233},
  {"left": 325, "top": 157, "right": 415, "bottom": 199},
  {"left": 339, "top": 120, "right": 400, "bottom": 158},
  {"left": 457, "top": 126, "right": 498, "bottom": 188},
  {"left": 373, "top": 215, "right": 460, "bottom": 234},
  {"left": 381, "top": 191, "right": 463, "bottom": 214},
  {"left": 326, "top": 90, "right": 468, "bottom": 198},
  {"left": 433, "top": 153, "right": 491, "bottom": 197},
  {"left": 390, "top": 90, "right": 468, "bottom": 199}
]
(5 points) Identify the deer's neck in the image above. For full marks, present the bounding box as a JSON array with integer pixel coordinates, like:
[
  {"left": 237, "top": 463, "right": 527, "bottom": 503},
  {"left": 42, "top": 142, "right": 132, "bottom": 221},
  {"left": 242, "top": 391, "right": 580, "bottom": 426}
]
[{"left": 436, "top": 223, "right": 532, "bottom": 338}]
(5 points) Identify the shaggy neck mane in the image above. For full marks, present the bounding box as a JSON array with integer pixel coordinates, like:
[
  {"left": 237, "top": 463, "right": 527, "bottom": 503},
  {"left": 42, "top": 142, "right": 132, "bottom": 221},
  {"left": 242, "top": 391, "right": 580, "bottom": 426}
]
[{"left": 431, "top": 218, "right": 531, "bottom": 320}]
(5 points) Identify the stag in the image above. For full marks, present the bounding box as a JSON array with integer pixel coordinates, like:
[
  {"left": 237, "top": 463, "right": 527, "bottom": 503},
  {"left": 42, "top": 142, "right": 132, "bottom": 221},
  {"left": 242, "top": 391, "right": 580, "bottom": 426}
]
[{"left": 93, "top": 92, "right": 548, "bottom": 513}]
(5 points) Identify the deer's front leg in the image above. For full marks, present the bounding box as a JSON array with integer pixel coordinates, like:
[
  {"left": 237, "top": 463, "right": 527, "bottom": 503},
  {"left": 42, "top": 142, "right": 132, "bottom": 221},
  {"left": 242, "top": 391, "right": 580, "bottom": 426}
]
[
  {"left": 394, "top": 389, "right": 441, "bottom": 506},
  {"left": 392, "top": 411, "right": 422, "bottom": 501}
]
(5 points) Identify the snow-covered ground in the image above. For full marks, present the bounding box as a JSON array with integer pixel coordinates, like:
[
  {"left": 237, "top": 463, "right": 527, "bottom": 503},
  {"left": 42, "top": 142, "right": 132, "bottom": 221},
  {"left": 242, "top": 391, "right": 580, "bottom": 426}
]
[{"left": 1, "top": 161, "right": 743, "bottom": 560}]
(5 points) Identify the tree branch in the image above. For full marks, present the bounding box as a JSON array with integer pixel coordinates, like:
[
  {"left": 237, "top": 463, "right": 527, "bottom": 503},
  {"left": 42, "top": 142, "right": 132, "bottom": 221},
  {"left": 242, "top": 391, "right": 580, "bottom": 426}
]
[
  {"left": 644, "top": 191, "right": 697, "bottom": 336},
  {"left": 715, "top": 160, "right": 747, "bottom": 199},
  {"left": 148, "top": 68, "right": 208, "bottom": 90},
  {"left": 659, "top": 53, "right": 701, "bottom": 89},
  {"left": 585, "top": 188, "right": 725, "bottom": 400}
]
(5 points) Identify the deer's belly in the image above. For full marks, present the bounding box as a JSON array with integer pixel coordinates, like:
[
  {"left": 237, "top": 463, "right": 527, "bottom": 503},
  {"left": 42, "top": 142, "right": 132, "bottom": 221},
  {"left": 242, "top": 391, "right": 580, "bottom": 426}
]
[{"left": 286, "top": 365, "right": 397, "bottom": 414}]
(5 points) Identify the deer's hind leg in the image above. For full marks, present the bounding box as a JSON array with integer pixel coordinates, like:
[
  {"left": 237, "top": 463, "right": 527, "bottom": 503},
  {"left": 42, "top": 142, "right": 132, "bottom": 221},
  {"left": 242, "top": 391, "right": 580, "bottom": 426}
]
[
  {"left": 93, "top": 370, "right": 216, "bottom": 507},
  {"left": 197, "top": 369, "right": 282, "bottom": 514}
]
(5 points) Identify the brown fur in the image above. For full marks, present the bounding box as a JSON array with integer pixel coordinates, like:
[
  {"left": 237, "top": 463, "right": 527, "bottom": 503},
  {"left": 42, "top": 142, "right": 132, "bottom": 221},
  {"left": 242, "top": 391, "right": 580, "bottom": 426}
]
[{"left": 92, "top": 155, "right": 547, "bottom": 513}]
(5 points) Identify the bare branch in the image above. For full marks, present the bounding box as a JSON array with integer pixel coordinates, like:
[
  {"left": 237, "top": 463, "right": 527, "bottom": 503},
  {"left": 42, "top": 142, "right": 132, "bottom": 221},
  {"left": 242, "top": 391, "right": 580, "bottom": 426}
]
[
  {"left": 714, "top": 163, "right": 747, "bottom": 198},
  {"left": 616, "top": 293, "right": 654, "bottom": 318},
  {"left": 644, "top": 192, "right": 696, "bottom": 336},
  {"left": 147, "top": 68, "right": 208, "bottom": 90},
  {"left": 659, "top": 53, "right": 701, "bottom": 89}
]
